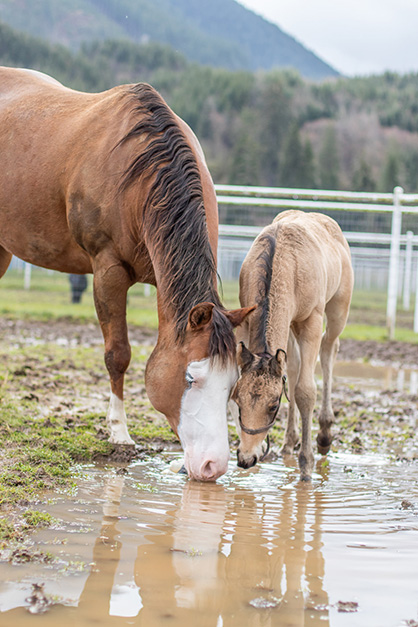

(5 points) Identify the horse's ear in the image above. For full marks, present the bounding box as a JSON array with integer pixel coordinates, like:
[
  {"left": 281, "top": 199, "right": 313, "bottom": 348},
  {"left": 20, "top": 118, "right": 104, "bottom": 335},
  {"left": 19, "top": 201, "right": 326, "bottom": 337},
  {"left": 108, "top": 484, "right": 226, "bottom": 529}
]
[
  {"left": 188, "top": 302, "right": 215, "bottom": 330},
  {"left": 225, "top": 304, "right": 256, "bottom": 328},
  {"left": 237, "top": 341, "right": 255, "bottom": 371},
  {"left": 270, "top": 348, "right": 287, "bottom": 377}
]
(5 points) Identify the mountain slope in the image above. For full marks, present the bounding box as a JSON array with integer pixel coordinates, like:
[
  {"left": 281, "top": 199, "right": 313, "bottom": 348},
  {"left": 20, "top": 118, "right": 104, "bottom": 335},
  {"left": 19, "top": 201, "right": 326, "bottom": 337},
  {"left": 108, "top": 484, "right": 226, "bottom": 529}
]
[{"left": 0, "top": 0, "right": 338, "bottom": 79}]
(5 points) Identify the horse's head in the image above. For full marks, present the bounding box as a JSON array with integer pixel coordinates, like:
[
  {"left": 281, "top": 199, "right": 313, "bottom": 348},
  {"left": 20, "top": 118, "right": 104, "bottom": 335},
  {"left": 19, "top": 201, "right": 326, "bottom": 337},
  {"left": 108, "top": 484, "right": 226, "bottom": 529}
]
[
  {"left": 145, "top": 303, "right": 255, "bottom": 482},
  {"left": 232, "top": 342, "right": 287, "bottom": 469}
]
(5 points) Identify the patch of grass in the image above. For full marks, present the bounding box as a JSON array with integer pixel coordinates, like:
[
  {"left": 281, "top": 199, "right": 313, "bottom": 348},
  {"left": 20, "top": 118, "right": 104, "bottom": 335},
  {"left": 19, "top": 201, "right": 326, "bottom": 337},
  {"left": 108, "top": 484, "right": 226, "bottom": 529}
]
[
  {"left": 135, "top": 483, "right": 158, "bottom": 493},
  {"left": 23, "top": 510, "right": 54, "bottom": 529},
  {"left": 0, "top": 268, "right": 158, "bottom": 327},
  {"left": 0, "top": 518, "right": 17, "bottom": 545},
  {"left": 341, "top": 323, "right": 418, "bottom": 343}
]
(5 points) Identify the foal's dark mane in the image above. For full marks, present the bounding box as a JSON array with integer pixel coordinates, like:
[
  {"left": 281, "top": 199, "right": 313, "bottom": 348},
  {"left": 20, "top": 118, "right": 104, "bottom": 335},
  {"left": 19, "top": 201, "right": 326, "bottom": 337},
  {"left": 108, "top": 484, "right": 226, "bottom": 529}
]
[
  {"left": 254, "top": 231, "right": 276, "bottom": 353},
  {"left": 118, "top": 83, "right": 235, "bottom": 361}
]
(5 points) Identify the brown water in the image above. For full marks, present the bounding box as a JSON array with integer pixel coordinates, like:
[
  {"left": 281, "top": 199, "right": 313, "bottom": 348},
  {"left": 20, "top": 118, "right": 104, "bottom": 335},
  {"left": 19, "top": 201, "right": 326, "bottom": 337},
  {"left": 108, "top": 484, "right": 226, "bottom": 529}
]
[
  {"left": 0, "top": 454, "right": 417, "bottom": 627},
  {"left": 0, "top": 363, "right": 418, "bottom": 627},
  {"left": 333, "top": 361, "right": 418, "bottom": 395}
]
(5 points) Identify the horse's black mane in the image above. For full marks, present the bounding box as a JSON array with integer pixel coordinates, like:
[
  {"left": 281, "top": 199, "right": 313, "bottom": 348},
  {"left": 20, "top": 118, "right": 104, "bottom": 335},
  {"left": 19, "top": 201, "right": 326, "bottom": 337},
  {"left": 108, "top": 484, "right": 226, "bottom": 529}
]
[
  {"left": 118, "top": 83, "right": 235, "bottom": 361},
  {"left": 254, "top": 232, "right": 276, "bottom": 353}
]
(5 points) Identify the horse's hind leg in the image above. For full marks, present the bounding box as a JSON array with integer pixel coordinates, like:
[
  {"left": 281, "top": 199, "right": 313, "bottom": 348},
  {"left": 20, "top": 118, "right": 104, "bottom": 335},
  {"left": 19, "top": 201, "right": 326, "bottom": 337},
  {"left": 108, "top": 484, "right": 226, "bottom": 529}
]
[
  {"left": 293, "top": 311, "right": 323, "bottom": 481},
  {"left": 93, "top": 257, "right": 134, "bottom": 445},
  {"left": 281, "top": 331, "right": 301, "bottom": 455},
  {"left": 0, "top": 246, "right": 12, "bottom": 279},
  {"left": 317, "top": 286, "right": 352, "bottom": 455}
]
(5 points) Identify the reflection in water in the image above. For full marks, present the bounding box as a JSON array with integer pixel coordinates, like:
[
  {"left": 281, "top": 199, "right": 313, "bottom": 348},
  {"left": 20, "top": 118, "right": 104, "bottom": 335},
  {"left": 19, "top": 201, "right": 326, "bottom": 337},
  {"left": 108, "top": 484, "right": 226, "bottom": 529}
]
[
  {"left": 93, "top": 472, "right": 330, "bottom": 626},
  {"left": 333, "top": 361, "right": 418, "bottom": 394},
  {"left": 0, "top": 454, "right": 418, "bottom": 626}
]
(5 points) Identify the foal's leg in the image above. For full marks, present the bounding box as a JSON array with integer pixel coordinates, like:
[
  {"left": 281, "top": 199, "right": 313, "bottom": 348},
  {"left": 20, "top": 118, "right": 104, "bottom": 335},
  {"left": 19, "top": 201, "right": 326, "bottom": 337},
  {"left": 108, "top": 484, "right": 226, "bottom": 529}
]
[
  {"left": 0, "top": 246, "right": 12, "bottom": 278},
  {"left": 317, "top": 291, "right": 351, "bottom": 455},
  {"left": 293, "top": 312, "right": 323, "bottom": 481},
  {"left": 93, "top": 257, "right": 134, "bottom": 445},
  {"left": 281, "top": 331, "right": 301, "bottom": 455}
]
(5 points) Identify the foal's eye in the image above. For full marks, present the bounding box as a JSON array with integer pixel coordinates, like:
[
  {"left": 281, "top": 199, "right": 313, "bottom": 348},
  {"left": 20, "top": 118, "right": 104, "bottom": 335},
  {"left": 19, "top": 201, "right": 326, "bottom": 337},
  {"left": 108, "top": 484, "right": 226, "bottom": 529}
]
[
  {"left": 268, "top": 401, "right": 280, "bottom": 414},
  {"left": 185, "top": 371, "right": 195, "bottom": 388}
]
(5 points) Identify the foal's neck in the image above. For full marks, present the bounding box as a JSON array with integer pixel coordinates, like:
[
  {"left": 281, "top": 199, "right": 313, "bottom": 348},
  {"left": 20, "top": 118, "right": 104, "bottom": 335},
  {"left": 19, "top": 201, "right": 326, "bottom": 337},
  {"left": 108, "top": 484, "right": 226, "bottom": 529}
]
[{"left": 247, "top": 276, "right": 294, "bottom": 356}]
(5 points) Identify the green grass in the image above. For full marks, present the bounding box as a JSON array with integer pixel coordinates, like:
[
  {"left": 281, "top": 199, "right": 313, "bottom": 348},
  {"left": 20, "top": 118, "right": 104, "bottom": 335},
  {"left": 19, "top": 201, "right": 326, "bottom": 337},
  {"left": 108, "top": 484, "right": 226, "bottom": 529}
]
[
  {"left": 0, "top": 268, "right": 159, "bottom": 327},
  {"left": 2, "top": 266, "right": 418, "bottom": 346},
  {"left": 1, "top": 269, "right": 417, "bottom": 341}
]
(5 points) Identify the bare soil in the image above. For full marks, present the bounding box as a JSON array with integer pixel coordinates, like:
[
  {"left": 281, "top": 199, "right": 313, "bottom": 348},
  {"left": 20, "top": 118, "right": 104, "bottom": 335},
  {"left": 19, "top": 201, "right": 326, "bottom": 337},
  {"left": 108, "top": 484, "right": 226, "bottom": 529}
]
[{"left": 2, "top": 317, "right": 416, "bottom": 365}]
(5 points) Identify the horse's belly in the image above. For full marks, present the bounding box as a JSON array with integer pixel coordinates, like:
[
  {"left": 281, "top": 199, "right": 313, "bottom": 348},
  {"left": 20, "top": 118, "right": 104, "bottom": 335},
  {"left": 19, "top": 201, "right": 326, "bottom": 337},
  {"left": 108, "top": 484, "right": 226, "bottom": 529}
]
[{"left": 0, "top": 211, "right": 92, "bottom": 274}]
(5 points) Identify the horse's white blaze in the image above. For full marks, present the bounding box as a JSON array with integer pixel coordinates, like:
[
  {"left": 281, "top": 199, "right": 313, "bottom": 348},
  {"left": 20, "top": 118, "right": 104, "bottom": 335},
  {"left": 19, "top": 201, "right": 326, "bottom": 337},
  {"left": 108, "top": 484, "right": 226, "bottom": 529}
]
[
  {"left": 107, "top": 392, "right": 135, "bottom": 445},
  {"left": 178, "top": 358, "right": 238, "bottom": 481}
]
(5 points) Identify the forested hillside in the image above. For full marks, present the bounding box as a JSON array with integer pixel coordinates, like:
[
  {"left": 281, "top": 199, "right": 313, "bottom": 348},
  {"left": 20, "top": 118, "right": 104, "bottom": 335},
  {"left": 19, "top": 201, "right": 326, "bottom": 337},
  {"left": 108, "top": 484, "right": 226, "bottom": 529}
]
[
  {"left": 1, "top": 20, "right": 418, "bottom": 197},
  {"left": 0, "top": 0, "right": 337, "bottom": 78}
]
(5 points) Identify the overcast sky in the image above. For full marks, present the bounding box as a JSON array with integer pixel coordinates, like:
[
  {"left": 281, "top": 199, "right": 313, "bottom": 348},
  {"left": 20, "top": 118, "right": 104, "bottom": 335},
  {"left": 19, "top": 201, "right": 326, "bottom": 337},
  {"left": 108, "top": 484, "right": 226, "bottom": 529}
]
[{"left": 237, "top": 0, "right": 418, "bottom": 76}]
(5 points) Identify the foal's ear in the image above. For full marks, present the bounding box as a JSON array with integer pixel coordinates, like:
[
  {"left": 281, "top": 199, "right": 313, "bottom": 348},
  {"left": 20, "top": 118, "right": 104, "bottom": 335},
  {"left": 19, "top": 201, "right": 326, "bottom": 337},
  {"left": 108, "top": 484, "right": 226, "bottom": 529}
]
[
  {"left": 270, "top": 348, "right": 287, "bottom": 377},
  {"left": 188, "top": 302, "right": 215, "bottom": 330},
  {"left": 225, "top": 304, "right": 256, "bottom": 328},
  {"left": 237, "top": 341, "right": 255, "bottom": 371}
]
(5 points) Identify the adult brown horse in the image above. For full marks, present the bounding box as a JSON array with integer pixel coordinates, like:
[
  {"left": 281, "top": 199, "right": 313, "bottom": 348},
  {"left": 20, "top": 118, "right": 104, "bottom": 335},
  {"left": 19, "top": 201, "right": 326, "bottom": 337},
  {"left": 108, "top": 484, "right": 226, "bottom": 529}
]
[
  {"left": 231, "top": 210, "right": 353, "bottom": 481},
  {"left": 0, "top": 67, "right": 253, "bottom": 481}
]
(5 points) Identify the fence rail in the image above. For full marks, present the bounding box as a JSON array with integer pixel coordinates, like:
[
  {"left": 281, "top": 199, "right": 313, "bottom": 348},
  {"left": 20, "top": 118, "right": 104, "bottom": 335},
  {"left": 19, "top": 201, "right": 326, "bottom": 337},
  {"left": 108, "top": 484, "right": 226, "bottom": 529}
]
[
  {"left": 216, "top": 184, "right": 418, "bottom": 338},
  {"left": 8, "top": 185, "right": 418, "bottom": 338}
]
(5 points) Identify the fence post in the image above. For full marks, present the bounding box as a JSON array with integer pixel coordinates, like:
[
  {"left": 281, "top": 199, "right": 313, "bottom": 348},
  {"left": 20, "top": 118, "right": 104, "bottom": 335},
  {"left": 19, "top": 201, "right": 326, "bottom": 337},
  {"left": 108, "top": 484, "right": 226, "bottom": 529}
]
[
  {"left": 24, "top": 263, "right": 32, "bottom": 290},
  {"left": 386, "top": 186, "right": 403, "bottom": 340},
  {"left": 414, "top": 256, "right": 418, "bottom": 333},
  {"left": 403, "top": 230, "right": 413, "bottom": 310}
]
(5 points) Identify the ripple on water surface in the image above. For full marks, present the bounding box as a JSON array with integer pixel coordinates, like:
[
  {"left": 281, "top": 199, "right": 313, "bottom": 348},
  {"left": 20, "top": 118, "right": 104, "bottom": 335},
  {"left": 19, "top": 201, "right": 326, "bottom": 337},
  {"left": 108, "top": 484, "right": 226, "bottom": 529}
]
[{"left": 0, "top": 452, "right": 417, "bottom": 627}]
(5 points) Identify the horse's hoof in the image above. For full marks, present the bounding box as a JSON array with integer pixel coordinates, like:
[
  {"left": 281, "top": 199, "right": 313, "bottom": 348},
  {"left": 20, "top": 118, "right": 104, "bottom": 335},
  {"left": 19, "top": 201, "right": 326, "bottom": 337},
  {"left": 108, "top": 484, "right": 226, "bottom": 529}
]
[
  {"left": 299, "top": 474, "right": 312, "bottom": 482},
  {"left": 316, "top": 434, "right": 332, "bottom": 455},
  {"left": 317, "top": 444, "right": 331, "bottom": 455}
]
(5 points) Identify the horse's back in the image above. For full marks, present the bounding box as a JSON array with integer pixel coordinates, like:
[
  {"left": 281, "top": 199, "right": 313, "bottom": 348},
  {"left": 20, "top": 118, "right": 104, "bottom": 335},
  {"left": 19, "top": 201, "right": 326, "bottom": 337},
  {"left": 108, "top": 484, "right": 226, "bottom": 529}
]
[
  {"left": 1, "top": 67, "right": 64, "bottom": 88},
  {"left": 0, "top": 67, "right": 123, "bottom": 273},
  {"left": 241, "top": 210, "right": 352, "bottom": 316},
  {"left": 273, "top": 209, "right": 348, "bottom": 249}
]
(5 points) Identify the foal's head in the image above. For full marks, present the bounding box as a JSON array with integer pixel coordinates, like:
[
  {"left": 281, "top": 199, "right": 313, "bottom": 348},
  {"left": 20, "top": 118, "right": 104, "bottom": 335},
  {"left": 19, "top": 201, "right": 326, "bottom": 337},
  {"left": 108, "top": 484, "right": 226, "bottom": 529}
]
[{"left": 232, "top": 342, "right": 287, "bottom": 468}]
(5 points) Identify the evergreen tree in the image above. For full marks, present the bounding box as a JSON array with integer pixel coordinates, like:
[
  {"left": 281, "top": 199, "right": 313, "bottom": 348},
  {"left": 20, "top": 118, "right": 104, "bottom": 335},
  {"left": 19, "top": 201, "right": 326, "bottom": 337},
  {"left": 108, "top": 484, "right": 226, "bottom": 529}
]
[
  {"left": 280, "top": 122, "right": 304, "bottom": 188},
  {"left": 319, "top": 125, "right": 340, "bottom": 190},
  {"left": 300, "top": 139, "right": 317, "bottom": 188},
  {"left": 258, "top": 73, "right": 293, "bottom": 186},
  {"left": 351, "top": 158, "right": 376, "bottom": 192},
  {"left": 228, "top": 109, "right": 261, "bottom": 187},
  {"left": 380, "top": 151, "right": 401, "bottom": 192},
  {"left": 403, "top": 149, "right": 418, "bottom": 192}
]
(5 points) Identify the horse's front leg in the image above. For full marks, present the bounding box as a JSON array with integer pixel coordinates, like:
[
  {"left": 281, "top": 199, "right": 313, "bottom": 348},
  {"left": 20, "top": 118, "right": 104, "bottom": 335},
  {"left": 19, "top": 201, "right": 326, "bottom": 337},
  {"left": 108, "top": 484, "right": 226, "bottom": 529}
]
[
  {"left": 293, "top": 313, "right": 323, "bottom": 481},
  {"left": 93, "top": 258, "right": 134, "bottom": 445}
]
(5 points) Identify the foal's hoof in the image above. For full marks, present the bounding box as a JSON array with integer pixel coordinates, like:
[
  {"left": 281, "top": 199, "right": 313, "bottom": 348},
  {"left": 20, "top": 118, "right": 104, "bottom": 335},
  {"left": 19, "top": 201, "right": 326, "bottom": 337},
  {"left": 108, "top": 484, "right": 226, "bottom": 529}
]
[
  {"left": 299, "top": 474, "right": 312, "bottom": 482},
  {"left": 316, "top": 434, "right": 332, "bottom": 455}
]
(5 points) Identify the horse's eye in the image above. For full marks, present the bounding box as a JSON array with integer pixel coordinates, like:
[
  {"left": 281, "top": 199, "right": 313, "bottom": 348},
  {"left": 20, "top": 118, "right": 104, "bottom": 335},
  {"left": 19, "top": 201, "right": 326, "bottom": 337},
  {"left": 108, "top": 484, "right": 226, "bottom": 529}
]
[
  {"left": 269, "top": 401, "right": 280, "bottom": 414},
  {"left": 185, "top": 371, "right": 195, "bottom": 388}
]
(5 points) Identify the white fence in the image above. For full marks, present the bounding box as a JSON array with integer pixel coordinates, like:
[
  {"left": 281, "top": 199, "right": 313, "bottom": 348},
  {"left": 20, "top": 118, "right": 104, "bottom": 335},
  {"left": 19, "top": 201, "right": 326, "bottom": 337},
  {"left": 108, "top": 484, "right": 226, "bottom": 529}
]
[{"left": 216, "top": 184, "right": 418, "bottom": 338}]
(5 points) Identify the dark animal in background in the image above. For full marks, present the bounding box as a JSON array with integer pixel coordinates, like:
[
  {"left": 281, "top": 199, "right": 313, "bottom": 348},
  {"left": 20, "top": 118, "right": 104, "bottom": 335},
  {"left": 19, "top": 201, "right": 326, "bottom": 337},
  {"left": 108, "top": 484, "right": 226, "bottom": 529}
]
[{"left": 69, "top": 274, "right": 88, "bottom": 303}]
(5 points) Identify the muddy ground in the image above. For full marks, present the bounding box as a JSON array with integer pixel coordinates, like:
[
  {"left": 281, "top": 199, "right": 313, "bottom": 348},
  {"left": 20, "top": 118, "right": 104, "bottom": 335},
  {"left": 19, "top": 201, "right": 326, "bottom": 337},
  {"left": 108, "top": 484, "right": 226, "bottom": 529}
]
[
  {"left": 0, "top": 316, "right": 417, "bottom": 463},
  {"left": 2, "top": 316, "right": 417, "bottom": 365}
]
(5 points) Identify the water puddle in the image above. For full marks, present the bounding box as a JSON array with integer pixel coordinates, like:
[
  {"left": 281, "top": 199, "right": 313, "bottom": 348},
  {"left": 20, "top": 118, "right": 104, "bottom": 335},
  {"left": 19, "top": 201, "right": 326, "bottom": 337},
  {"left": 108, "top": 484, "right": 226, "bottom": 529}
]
[
  {"left": 0, "top": 452, "right": 417, "bottom": 627},
  {"left": 0, "top": 362, "right": 417, "bottom": 626},
  {"left": 332, "top": 361, "right": 418, "bottom": 395}
]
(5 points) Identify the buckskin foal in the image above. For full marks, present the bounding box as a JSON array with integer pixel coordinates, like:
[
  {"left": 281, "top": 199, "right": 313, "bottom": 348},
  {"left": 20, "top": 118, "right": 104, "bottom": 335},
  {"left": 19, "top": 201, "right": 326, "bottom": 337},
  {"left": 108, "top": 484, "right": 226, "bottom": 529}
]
[{"left": 231, "top": 210, "right": 353, "bottom": 481}]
